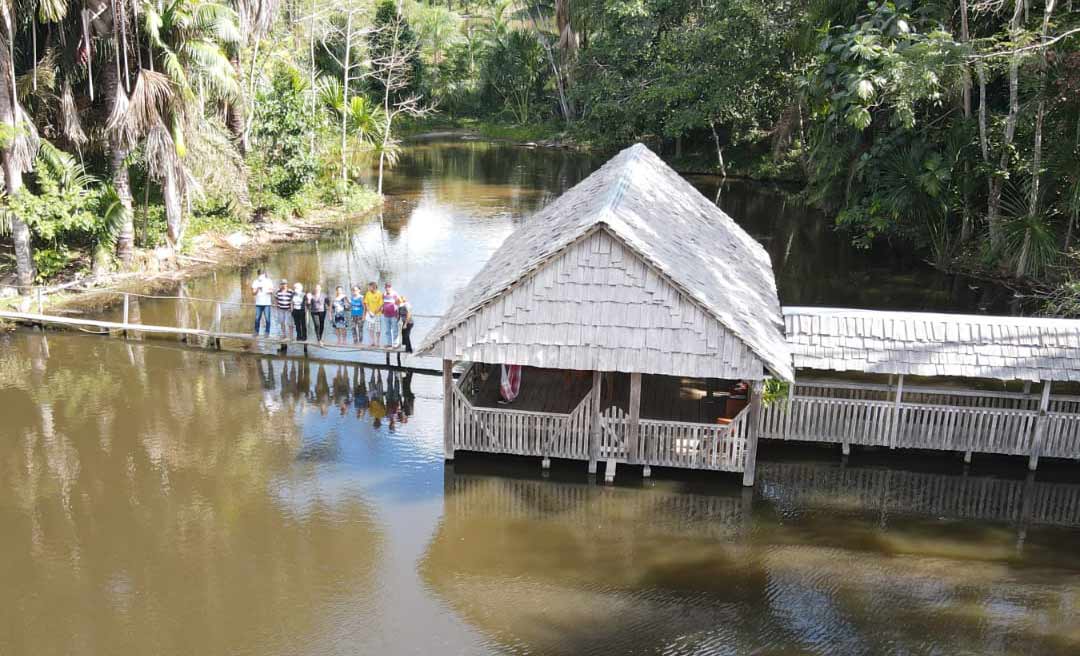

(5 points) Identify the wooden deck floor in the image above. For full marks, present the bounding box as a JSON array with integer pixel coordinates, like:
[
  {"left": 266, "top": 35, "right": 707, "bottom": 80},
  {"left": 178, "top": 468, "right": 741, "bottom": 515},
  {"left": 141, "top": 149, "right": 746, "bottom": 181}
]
[{"left": 467, "top": 365, "right": 742, "bottom": 423}]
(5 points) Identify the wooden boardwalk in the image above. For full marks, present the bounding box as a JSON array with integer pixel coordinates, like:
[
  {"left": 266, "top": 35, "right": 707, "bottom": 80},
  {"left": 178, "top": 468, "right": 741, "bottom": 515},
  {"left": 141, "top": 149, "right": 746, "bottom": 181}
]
[{"left": 0, "top": 310, "right": 407, "bottom": 358}]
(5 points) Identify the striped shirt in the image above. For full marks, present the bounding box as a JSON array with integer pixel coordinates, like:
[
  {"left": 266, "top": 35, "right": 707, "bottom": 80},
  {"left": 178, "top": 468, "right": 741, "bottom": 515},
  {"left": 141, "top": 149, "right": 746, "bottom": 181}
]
[{"left": 275, "top": 289, "right": 293, "bottom": 310}]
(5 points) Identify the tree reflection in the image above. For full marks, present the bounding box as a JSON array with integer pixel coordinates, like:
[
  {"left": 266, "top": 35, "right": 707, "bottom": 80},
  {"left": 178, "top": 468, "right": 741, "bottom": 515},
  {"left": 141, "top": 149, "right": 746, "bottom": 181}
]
[{"left": 0, "top": 333, "right": 383, "bottom": 655}]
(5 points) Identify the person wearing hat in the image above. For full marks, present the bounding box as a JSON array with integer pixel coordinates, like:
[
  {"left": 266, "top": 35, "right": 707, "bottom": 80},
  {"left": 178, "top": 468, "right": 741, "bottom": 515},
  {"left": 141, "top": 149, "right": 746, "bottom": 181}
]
[{"left": 274, "top": 278, "right": 294, "bottom": 340}]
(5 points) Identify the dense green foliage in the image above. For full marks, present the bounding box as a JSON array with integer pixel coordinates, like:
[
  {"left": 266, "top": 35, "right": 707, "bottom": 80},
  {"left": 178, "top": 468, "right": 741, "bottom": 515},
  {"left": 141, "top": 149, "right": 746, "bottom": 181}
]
[
  {"left": 253, "top": 68, "right": 318, "bottom": 199},
  {"left": 3, "top": 0, "right": 1080, "bottom": 313}
]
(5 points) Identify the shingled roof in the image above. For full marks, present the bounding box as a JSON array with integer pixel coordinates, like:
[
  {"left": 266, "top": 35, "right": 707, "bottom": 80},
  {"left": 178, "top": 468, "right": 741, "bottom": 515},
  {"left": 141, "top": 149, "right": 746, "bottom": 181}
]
[
  {"left": 784, "top": 307, "right": 1080, "bottom": 382},
  {"left": 418, "top": 143, "right": 792, "bottom": 381}
]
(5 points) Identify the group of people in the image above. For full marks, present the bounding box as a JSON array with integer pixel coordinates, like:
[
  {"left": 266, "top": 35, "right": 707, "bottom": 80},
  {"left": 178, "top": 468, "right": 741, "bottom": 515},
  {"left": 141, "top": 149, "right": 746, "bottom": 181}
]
[{"left": 251, "top": 271, "right": 415, "bottom": 352}]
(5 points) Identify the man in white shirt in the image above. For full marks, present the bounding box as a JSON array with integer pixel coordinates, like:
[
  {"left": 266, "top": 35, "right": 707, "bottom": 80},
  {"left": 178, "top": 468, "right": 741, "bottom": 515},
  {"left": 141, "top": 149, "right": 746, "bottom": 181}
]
[{"left": 251, "top": 270, "right": 275, "bottom": 336}]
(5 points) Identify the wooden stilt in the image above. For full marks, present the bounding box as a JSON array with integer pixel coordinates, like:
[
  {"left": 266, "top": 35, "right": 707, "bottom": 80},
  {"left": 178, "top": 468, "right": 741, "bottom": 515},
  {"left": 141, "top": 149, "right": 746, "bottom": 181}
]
[
  {"left": 742, "top": 380, "right": 764, "bottom": 487},
  {"left": 889, "top": 374, "right": 905, "bottom": 448},
  {"left": 841, "top": 442, "right": 851, "bottom": 456},
  {"left": 627, "top": 372, "right": 642, "bottom": 464},
  {"left": 122, "top": 293, "right": 130, "bottom": 339},
  {"left": 443, "top": 359, "right": 455, "bottom": 461},
  {"left": 963, "top": 450, "right": 972, "bottom": 464},
  {"left": 642, "top": 465, "right": 651, "bottom": 478},
  {"left": 604, "top": 458, "right": 616, "bottom": 483},
  {"left": 588, "top": 371, "right": 602, "bottom": 474},
  {"left": 541, "top": 457, "right": 551, "bottom": 470},
  {"left": 1029, "top": 381, "right": 1052, "bottom": 471}
]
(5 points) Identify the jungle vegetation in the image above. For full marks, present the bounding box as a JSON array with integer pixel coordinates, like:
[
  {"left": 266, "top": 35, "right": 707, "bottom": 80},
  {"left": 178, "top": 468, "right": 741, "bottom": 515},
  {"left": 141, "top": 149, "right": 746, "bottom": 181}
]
[{"left": 1, "top": 1, "right": 1079, "bottom": 311}]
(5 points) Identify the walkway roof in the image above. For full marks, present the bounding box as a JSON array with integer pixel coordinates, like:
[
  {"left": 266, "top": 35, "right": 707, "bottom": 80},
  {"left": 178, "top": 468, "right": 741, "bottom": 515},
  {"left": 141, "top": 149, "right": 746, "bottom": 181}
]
[{"left": 784, "top": 307, "right": 1080, "bottom": 382}]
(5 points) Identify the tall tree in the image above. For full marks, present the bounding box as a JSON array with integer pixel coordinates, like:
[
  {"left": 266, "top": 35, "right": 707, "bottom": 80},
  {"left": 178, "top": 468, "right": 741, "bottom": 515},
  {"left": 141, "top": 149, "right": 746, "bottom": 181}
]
[{"left": 0, "top": 2, "right": 38, "bottom": 292}]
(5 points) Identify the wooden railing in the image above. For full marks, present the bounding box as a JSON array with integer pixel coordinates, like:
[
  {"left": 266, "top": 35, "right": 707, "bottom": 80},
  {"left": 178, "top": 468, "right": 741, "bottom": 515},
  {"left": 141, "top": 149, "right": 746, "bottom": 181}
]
[
  {"left": 760, "top": 392, "right": 1080, "bottom": 460},
  {"left": 631, "top": 407, "right": 750, "bottom": 472},
  {"left": 450, "top": 382, "right": 595, "bottom": 459},
  {"left": 451, "top": 378, "right": 748, "bottom": 472},
  {"left": 796, "top": 378, "right": 1080, "bottom": 414}
]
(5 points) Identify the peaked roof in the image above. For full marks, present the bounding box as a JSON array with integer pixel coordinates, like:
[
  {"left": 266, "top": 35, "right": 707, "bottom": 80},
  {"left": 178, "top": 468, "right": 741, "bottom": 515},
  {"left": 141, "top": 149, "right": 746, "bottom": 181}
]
[
  {"left": 418, "top": 143, "right": 793, "bottom": 381},
  {"left": 784, "top": 306, "right": 1080, "bottom": 382}
]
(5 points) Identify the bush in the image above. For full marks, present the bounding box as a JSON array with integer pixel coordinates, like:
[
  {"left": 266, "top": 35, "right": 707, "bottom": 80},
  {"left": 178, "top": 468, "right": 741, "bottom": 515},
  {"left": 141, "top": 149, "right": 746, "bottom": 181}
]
[{"left": 252, "top": 66, "right": 318, "bottom": 199}]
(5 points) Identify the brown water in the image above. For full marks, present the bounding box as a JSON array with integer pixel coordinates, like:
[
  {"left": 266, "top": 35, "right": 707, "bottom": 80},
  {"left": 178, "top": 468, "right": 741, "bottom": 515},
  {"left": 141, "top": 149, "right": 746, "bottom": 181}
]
[{"left": 3, "top": 139, "right": 1077, "bottom": 655}]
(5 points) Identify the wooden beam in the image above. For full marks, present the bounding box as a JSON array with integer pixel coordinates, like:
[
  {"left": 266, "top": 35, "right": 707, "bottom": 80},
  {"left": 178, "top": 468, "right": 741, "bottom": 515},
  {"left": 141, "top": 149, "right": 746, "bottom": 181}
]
[
  {"left": 889, "top": 374, "right": 905, "bottom": 448},
  {"left": 742, "top": 380, "right": 764, "bottom": 487},
  {"left": 443, "top": 359, "right": 455, "bottom": 461},
  {"left": 122, "top": 293, "right": 130, "bottom": 339},
  {"left": 627, "top": 372, "right": 642, "bottom": 465},
  {"left": 1029, "top": 381, "right": 1052, "bottom": 471},
  {"left": 588, "top": 370, "right": 602, "bottom": 475}
]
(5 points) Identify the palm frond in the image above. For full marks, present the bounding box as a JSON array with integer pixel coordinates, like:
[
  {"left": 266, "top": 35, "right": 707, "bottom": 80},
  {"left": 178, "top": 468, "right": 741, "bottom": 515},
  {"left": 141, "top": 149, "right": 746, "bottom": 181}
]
[
  {"left": 37, "top": 0, "right": 69, "bottom": 22},
  {"left": 59, "top": 81, "right": 87, "bottom": 145}
]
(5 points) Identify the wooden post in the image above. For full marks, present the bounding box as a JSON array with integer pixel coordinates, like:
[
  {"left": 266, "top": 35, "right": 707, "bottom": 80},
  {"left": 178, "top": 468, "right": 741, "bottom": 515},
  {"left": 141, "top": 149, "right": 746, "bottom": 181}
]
[
  {"left": 783, "top": 381, "right": 796, "bottom": 437},
  {"left": 122, "top": 293, "right": 130, "bottom": 339},
  {"left": 889, "top": 374, "right": 905, "bottom": 448},
  {"left": 36, "top": 286, "right": 44, "bottom": 331},
  {"left": 588, "top": 370, "right": 602, "bottom": 475},
  {"left": 443, "top": 359, "right": 455, "bottom": 461},
  {"left": 742, "top": 380, "right": 764, "bottom": 487},
  {"left": 627, "top": 372, "right": 642, "bottom": 465},
  {"left": 1028, "top": 381, "right": 1052, "bottom": 471},
  {"left": 212, "top": 302, "right": 222, "bottom": 349}
]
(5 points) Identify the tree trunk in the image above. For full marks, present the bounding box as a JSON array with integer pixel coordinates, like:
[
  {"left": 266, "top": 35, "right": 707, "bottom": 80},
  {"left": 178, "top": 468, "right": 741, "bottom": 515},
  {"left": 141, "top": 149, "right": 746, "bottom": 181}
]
[
  {"left": 959, "top": 0, "right": 971, "bottom": 119},
  {"left": 986, "top": 0, "right": 1026, "bottom": 251},
  {"left": 163, "top": 167, "right": 184, "bottom": 249},
  {"left": 0, "top": 52, "right": 33, "bottom": 292},
  {"left": 227, "top": 52, "right": 248, "bottom": 156},
  {"left": 1029, "top": 1, "right": 1057, "bottom": 217},
  {"left": 104, "top": 58, "right": 135, "bottom": 263},
  {"left": 341, "top": 11, "right": 353, "bottom": 183}
]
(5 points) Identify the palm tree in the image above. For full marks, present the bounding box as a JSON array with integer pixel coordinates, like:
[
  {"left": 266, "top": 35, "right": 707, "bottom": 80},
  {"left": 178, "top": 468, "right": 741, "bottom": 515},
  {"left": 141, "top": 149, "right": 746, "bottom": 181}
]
[
  {"left": 140, "top": 0, "right": 240, "bottom": 249},
  {"left": 0, "top": 1, "right": 40, "bottom": 291},
  {"left": 319, "top": 77, "right": 386, "bottom": 181}
]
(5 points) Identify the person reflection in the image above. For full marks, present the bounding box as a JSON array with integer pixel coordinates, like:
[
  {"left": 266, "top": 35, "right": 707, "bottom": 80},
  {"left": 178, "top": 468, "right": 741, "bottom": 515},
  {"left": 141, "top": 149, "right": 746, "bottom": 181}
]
[
  {"left": 386, "top": 371, "right": 401, "bottom": 432},
  {"left": 400, "top": 370, "right": 414, "bottom": 425},
  {"left": 332, "top": 365, "right": 351, "bottom": 416},
  {"left": 313, "top": 364, "right": 331, "bottom": 416},
  {"left": 369, "top": 369, "right": 386, "bottom": 429},
  {"left": 353, "top": 365, "right": 369, "bottom": 421},
  {"left": 297, "top": 360, "right": 311, "bottom": 409}
]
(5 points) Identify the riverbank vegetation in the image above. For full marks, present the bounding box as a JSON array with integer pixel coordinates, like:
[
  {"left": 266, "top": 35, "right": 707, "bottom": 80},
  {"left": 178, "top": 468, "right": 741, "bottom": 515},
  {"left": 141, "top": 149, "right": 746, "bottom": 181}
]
[{"left": 2, "top": 0, "right": 1079, "bottom": 312}]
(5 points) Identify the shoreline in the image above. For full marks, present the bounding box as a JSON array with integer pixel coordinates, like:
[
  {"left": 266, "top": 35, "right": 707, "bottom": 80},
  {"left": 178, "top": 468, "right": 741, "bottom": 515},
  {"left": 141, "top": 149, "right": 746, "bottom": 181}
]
[{"left": 2, "top": 194, "right": 383, "bottom": 316}]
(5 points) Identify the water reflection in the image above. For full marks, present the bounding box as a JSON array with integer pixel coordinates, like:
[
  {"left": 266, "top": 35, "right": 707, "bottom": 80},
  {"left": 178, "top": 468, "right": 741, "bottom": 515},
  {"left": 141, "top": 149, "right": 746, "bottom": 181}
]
[
  {"left": 0, "top": 332, "right": 383, "bottom": 656},
  {"left": 3, "top": 330, "right": 1080, "bottom": 654},
  {"left": 425, "top": 460, "right": 1080, "bottom": 655}
]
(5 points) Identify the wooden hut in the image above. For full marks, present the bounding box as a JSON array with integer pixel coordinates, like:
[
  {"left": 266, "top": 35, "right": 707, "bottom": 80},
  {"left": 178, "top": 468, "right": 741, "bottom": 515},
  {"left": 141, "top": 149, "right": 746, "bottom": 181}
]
[
  {"left": 762, "top": 307, "right": 1080, "bottom": 468},
  {"left": 417, "top": 143, "right": 792, "bottom": 485}
]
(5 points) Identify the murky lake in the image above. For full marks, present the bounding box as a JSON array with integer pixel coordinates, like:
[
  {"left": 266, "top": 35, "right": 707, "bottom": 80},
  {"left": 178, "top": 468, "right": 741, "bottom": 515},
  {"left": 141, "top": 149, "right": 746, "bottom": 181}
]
[{"left": 2, "top": 140, "right": 1078, "bottom": 655}]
